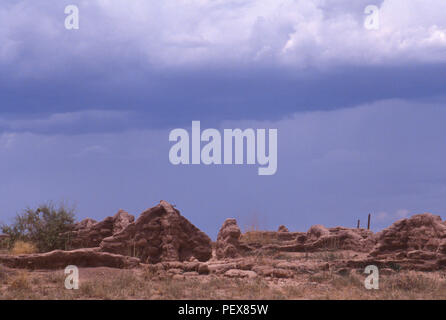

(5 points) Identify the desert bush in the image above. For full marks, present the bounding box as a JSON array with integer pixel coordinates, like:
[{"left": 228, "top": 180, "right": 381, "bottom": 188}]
[
  {"left": 1, "top": 202, "right": 76, "bottom": 252},
  {"left": 11, "top": 241, "right": 38, "bottom": 255}
]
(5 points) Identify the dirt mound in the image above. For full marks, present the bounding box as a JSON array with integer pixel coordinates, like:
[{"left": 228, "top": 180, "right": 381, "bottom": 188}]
[
  {"left": 240, "top": 225, "right": 375, "bottom": 254},
  {"left": 370, "top": 213, "right": 446, "bottom": 260},
  {"left": 73, "top": 218, "right": 97, "bottom": 231},
  {"left": 336, "top": 213, "right": 446, "bottom": 271},
  {"left": 66, "top": 210, "right": 134, "bottom": 249},
  {"left": 0, "top": 248, "right": 140, "bottom": 269},
  {"left": 277, "top": 225, "right": 289, "bottom": 232},
  {"left": 302, "top": 226, "right": 375, "bottom": 252},
  {"left": 100, "top": 201, "right": 212, "bottom": 263}
]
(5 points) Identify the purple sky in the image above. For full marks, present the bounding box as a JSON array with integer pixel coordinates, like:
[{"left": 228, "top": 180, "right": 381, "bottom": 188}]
[{"left": 1, "top": 0, "right": 446, "bottom": 238}]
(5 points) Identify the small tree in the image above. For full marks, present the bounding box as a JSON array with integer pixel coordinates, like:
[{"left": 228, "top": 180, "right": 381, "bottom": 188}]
[{"left": 1, "top": 202, "right": 76, "bottom": 252}]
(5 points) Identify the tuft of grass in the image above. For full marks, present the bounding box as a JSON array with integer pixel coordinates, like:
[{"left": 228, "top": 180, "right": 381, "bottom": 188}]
[
  {"left": 384, "top": 271, "right": 442, "bottom": 292},
  {"left": 309, "top": 251, "right": 345, "bottom": 262},
  {"left": 241, "top": 231, "right": 280, "bottom": 246},
  {"left": 8, "top": 271, "right": 31, "bottom": 291},
  {"left": 0, "top": 265, "right": 8, "bottom": 283},
  {"left": 331, "top": 274, "right": 363, "bottom": 289},
  {"left": 11, "top": 241, "right": 38, "bottom": 255},
  {"left": 46, "top": 271, "right": 66, "bottom": 284},
  {"left": 309, "top": 272, "right": 332, "bottom": 283}
]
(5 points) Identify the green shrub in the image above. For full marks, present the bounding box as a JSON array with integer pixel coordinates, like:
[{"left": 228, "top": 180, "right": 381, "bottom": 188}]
[{"left": 1, "top": 202, "right": 76, "bottom": 252}]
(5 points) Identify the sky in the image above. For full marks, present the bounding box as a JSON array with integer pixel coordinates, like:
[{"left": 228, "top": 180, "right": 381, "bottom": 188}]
[{"left": 1, "top": 0, "right": 446, "bottom": 238}]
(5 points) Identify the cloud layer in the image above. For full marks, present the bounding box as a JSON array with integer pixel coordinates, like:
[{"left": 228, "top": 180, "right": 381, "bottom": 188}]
[
  {"left": 1, "top": 0, "right": 446, "bottom": 74},
  {"left": 1, "top": 0, "right": 446, "bottom": 131}
]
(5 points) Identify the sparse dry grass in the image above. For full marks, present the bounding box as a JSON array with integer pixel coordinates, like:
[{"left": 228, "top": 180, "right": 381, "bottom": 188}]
[
  {"left": 308, "top": 251, "right": 348, "bottom": 262},
  {"left": 240, "top": 231, "right": 282, "bottom": 246},
  {"left": 10, "top": 241, "right": 38, "bottom": 255},
  {"left": 0, "top": 266, "right": 444, "bottom": 300}
]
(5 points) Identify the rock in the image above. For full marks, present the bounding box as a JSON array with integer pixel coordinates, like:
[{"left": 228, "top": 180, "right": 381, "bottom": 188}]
[
  {"left": 216, "top": 219, "right": 252, "bottom": 259},
  {"left": 100, "top": 201, "right": 212, "bottom": 263},
  {"left": 112, "top": 210, "right": 135, "bottom": 234},
  {"left": 198, "top": 263, "right": 210, "bottom": 275},
  {"left": 307, "top": 225, "right": 330, "bottom": 241},
  {"left": 272, "top": 268, "right": 294, "bottom": 278},
  {"left": 162, "top": 261, "right": 186, "bottom": 270},
  {"left": 277, "top": 225, "right": 289, "bottom": 233},
  {"left": 252, "top": 266, "right": 274, "bottom": 276},
  {"left": 224, "top": 269, "right": 257, "bottom": 279},
  {"left": 275, "top": 261, "right": 303, "bottom": 272},
  {"left": 407, "top": 250, "right": 437, "bottom": 260},
  {"left": 321, "top": 263, "right": 330, "bottom": 271},
  {"left": 216, "top": 219, "right": 242, "bottom": 259},
  {"left": 167, "top": 268, "right": 183, "bottom": 275},
  {"left": 336, "top": 268, "right": 350, "bottom": 276},
  {"left": 66, "top": 210, "right": 134, "bottom": 249},
  {"left": 73, "top": 218, "right": 97, "bottom": 231},
  {"left": 0, "top": 248, "right": 140, "bottom": 269},
  {"left": 183, "top": 261, "right": 200, "bottom": 272},
  {"left": 207, "top": 262, "right": 237, "bottom": 274},
  {"left": 160, "top": 261, "right": 200, "bottom": 273},
  {"left": 236, "top": 260, "right": 255, "bottom": 270}
]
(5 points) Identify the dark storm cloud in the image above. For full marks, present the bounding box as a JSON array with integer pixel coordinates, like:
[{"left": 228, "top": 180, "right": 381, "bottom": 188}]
[{"left": 2, "top": 63, "right": 446, "bottom": 134}]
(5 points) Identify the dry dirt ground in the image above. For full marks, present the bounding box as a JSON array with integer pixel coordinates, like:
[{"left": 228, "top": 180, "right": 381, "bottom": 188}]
[{"left": 1, "top": 250, "right": 446, "bottom": 300}]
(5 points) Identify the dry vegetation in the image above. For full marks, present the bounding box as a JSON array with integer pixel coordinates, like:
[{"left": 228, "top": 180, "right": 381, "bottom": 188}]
[
  {"left": 10, "top": 241, "right": 38, "bottom": 255},
  {"left": 241, "top": 231, "right": 282, "bottom": 246},
  {"left": 1, "top": 251, "right": 446, "bottom": 300}
]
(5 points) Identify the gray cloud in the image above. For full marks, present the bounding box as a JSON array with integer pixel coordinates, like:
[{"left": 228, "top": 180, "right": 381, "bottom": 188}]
[
  {"left": 1, "top": 0, "right": 446, "bottom": 74},
  {"left": 0, "top": 110, "right": 135, "bottom": 134},
  {"left": 1, "top": 0, "right": 445, "bottom": 133}
]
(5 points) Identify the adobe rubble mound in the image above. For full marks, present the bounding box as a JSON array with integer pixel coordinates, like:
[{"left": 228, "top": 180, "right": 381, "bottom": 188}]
[
  {"left": 369, "top": 213, "right": 446, "bottom": 268},
  {"left": 277, "top": 225, "right": 289, "bottom": 233},
  {"left": 0, "top": 248, "right": 140, "bottom": 270},
  {"left": 302, "top": 225, "right": 376, "bottom": 252},
  {"left": 66, "top": 210, "right": 134, "bottom": 249},
  {"left": 239, "top": 224, "right": 375, "bottom": 254},
  {"left": 216, "top": 219, "right": 252, "bottom": 259},
  {"left": 100, "top": 201, "right": 212, "bottom": 263}
]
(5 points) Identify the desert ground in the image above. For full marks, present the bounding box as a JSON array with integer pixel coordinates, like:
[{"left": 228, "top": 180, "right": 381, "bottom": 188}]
[{"left": 1, "top": 253, "right": 445, "bottom": 300}]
